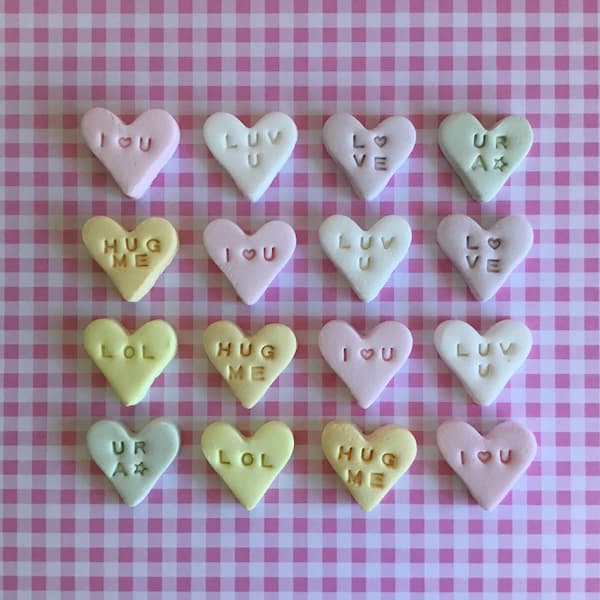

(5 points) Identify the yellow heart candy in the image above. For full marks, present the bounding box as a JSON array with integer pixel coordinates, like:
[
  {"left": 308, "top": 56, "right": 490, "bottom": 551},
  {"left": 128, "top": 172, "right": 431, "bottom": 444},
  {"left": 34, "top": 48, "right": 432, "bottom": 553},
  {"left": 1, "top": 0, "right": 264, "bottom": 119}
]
[
  {"left": 84, "top": 319, "right": 177, "bottom": 407},
  {"left": 82, "top": 216, "right": 178, "bottom": 302},
  {"left": 203, "top": 321, "right": 297, "bottom": 409},
  {"left": 201, "top": 421, "right": 294, "bottom": 510},
  {"left": 321, "top": 421, "right": 417, "bottom": 511}
]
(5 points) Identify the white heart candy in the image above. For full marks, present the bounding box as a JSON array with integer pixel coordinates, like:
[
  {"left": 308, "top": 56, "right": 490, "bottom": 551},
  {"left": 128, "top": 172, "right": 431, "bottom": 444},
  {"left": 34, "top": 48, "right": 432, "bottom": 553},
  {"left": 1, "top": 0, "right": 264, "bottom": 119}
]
[
  {"left": 319, "top": 215, "right": 411, "bottom": 302},
  {"left": 87, "top": 419, "right": 180, "bottom": 507},
  {"left": 203, "top": 112, "right": 297, "bottom": 201},
  {"left": 438, "top": 112, "right": 533, "bottom": 202},
  {"left": 434, "top": 320, "right": 532, "bottom": 406}
]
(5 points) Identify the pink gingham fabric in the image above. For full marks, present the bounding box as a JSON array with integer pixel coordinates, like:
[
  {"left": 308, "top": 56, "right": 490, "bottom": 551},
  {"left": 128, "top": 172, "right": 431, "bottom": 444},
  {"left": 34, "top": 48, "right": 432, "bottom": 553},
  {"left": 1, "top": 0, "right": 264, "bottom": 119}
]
[{"left": 1, "top": 1, "right": 599, "bottom": 598}]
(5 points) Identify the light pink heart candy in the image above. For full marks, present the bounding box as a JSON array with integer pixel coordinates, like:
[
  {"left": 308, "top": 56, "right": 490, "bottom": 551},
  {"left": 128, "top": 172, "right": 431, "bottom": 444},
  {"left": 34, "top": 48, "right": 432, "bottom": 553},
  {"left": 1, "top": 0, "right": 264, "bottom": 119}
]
[
  {"left": 319, "top": 320, "right": 413, "bottom": 409},
  {"left": 437, "top": 420, "right": 537, "bottom": 511},
  {"left": 81, "top": 108, "right": 180, "bottom": 198},
  {"left": 322, "top": 113, "right": 416, "bottom": 201},
  {"left": 203, "top": 219, "right": 296, "bottom": 305},
  {"left": 437, "top": 214, "right": 533, "bottom": 301}
]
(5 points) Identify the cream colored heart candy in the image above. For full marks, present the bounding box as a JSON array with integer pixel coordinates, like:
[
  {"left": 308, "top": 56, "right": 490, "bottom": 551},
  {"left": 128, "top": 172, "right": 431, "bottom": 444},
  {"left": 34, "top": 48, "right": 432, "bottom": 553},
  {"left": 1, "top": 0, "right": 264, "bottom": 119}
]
[
  {"left": 203, "top": 321, "right": 297, "bottom": 409},
  {"left": 201, "top": 421, "right": 294, "bottom": 510},
  {"left": 82, "top": 216, "right": 178, "bottom": 302},
  {"left": 321, "top": 421, "right": 417, "bottom": 511},
  {"left": 84, "top": 319, "right": 177, "bottom": 406},
  {"left": 87, "top": 419, "right": 180, "bottom": 507}
]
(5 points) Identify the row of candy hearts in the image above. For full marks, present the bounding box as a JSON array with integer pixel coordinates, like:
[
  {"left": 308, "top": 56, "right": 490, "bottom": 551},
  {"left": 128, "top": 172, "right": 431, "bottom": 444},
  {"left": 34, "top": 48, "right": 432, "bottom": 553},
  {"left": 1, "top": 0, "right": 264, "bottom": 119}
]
[
  {"left": 83, "top": 213, "right": 533, "bottom": 304},
  {"left": 87, "top": 419, "right": 537, "bottom": 512},
  {"left": 82, "top": 108, "right": 533, "bottom": 202},
  {"left": 84, "top": 318, "right": 532, "bottom": 410}
]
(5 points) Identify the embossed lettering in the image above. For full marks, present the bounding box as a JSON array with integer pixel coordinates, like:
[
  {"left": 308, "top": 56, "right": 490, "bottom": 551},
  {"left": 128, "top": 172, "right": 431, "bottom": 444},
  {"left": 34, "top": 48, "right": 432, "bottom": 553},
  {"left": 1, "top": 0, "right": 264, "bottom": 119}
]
[
  {"left": 466, "top": 236, "right": 479, "bottom": 250},
  {"left": 487, "top": 258, "right": 501, "bottom": 272},
  {"left": 112, "top": 441, "right": 125, "bottom": 455},
  {"left": 134, "top": 441, "right": 146, "bottom": 454},
  {"left": 374, "top": 156, "right": 387, "bottom": 171},
  {"left": 470, "top": 155, "right": 488, "bottom": 171}
]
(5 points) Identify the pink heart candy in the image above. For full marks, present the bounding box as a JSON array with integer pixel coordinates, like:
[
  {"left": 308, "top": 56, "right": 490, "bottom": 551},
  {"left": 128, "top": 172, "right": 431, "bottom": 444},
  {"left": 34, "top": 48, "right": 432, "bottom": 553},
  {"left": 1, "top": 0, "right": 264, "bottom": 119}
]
[
  {"left": 322, "top": 113, "right": 416, "bottom": 201},
  {"left": 81, "top": 108, "right": 180, "bottom": 199},
  {"left": 203, "top": 219, "right": 296, "bottom": 305},
  {"left": 319, "top": 320, "right": 413, "bottom": 409},
  {"left": 437, "top": 214, "right": 533, "bottom": 301},
  {"left": 437, "top": 420, "right": 537, "bottom": 511}
]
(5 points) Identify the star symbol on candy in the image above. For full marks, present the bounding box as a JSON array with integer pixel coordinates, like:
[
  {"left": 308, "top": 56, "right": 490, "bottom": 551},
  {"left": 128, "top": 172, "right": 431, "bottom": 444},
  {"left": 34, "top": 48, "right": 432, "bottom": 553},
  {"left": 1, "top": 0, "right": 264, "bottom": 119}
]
[
  {"left": 133, "top": 462, "right": 148, "bottom": 476},
  {"left": 493, "top": 157, "right": 508, "bottom": 172}
]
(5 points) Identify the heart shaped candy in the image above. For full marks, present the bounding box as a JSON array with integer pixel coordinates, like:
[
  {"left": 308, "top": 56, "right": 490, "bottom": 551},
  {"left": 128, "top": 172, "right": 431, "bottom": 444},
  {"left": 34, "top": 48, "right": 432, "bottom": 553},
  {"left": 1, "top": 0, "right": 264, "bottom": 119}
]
[
  {"left": 203, "top": 112, "right": 297, "bottom": 201},
  {"left": 322, "top": 421, "right": 417, "bottom": 511},
  {"left": 81, "top": 108, "right": 180, "bottom": 198},
  {"left": 82, "top": 216, "right": 178, "bottom": 302},
  {"left": 84, "top": 319, "right": 177, "bottom": 407},
  {"left": 201, "top": 421, "right": 294, "bottom": 510},
  {"left": 87, "top": 419, "right": 180, "bottom": 507},
  {"left": 319, "top": 215, "right": 411, "bottom": 302},
  {"left": 203, "top": 321, "right": 297, "bottom": 409},
  {"left": 203, "top": 219, "right": 296, "bottom": 305},
  {"left": 437, "top": 214, "right": 533, "bottom": 301},
  {"left": 322, "top": 113, "right": 416, "bottom": 200},
  {"left": 438, "top": 112, "right": 533, "bottom": 202},
  {"left": 434, "top": 320, "right": 532, "bottom": 406},
  {"left": 437, "top": 420, "right": 537, "bottom": 510},
  {"left": 319, "top": 320, "right": 413, "bottom": 408}
]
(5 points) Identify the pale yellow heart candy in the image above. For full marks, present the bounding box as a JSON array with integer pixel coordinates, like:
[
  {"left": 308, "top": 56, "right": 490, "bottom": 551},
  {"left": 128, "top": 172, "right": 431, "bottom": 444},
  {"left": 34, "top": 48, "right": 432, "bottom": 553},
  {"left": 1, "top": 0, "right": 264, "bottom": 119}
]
[
  {"left": 84, "top": 319, "right": 177, "bottom": 407},
  {"left": 201, "top": 421, "right": 294, "bottom": 510},
  {"left": 82, "top": 216, "right": 178, "bottom": 302},
  {"left": 203, "top": 321, "right": 297, "bottom": 409},
  {"left": 322, "top": 421, "right": 417, "bottom": 511}
]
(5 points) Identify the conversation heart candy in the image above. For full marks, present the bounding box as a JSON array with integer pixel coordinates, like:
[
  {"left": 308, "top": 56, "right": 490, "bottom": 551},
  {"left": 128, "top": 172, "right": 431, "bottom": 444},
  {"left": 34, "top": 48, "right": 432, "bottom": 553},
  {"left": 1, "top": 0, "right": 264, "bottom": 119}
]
[
  {"left": 84, "top": 319, "right": 177, "bottom": 407},
  {"left": 322, "top": 113, "right": 416, "bottom": 200},
  {"left": 81, "top": 108, "right": 180, "bottom": 198},
  {"left": 87, "top": 419, "right": 180, "bottom": 507},
  {"left": 203, "top": 112, "right": 297, "bottom": 201},
  {"left": 203, "top": 321, "right": 297, "bottom": 409},
  {"left": 434, "top": 320, "right": 532, "bottom": 406},
  {"left": 437, "top": 214, "right": 533, "bottom": 301},
  {"left": 321, "top": 421, "right": 417, "bottom": 511},
  {"left": 319, "top": 215, "right": 411, "bottom": 302},
  {"left": 201, "top": 421, "right": 294, "bottom": 510},
  {"left": 82, "top": 216, "right": 178, "bottom": 302},
  {"left": 319, "top": 320, "right": 413, "bottom": 409},
  {"left": 437, "top": 420, "right": 537, "bottom": 510},
  {"left": 438, "top": 112, "right": 533, "bottom": 202},
  {"left": 203, "top": 219, "right": 296, "bottom": 305}
]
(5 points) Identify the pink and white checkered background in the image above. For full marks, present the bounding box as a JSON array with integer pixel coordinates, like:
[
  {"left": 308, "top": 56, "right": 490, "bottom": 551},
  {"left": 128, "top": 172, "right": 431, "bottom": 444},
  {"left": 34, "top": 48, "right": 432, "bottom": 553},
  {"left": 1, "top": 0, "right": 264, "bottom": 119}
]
[{"left": 1, "top": 0, "right": 599, "bottom": 598}]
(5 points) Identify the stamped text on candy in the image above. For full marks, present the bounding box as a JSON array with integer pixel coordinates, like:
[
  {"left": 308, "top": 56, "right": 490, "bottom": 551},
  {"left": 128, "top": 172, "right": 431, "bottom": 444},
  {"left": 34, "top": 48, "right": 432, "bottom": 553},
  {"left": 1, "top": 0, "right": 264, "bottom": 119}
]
[
  {"left": 110, "top": 438, "right": 151, "bottom": 477},
  {"left": 102, "top": 236, "right": 163, "bottom": 269},
  {"left": 470, "top": 131, "right": 509, "bottom": 173},
  {"left": 337, "top": 232, "right": 397, "bottom": 271},
  {"left": 465, "top": 234, "right": 503, "bottom": 273},
  {"left": 455, "top": 339, "right": 516, "bottom": 378},
  {"left": 224, "top": 129, "right": 284, "bottom": 168},
  {"left": 352, "top": 133, "right": 389, "bottom": 171},
  {"left": 216, "top": 340, "right": 275, "bottom": 382},
  {"left": 335, "top": 444, "right": 400, "bottom": 490}
]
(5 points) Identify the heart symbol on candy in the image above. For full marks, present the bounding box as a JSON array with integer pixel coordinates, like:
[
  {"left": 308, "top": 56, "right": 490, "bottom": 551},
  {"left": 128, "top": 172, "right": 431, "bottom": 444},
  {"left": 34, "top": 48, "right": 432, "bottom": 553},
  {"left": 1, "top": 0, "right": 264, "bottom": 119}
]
[
  {"left": 203, "top": 321, "right": 297, "bottom": 409},
  {"left": 81, "top": 108, "right": 180, "bottom": 198},
  {"left": 203, "top": 112, "right": 298, "bottom": 201},
  {"left": 319, "top": 215, "right": 411, "bottom": 302},
  {"left": 319, "top": 321, "right": 413, "bottom": 409},
  {"left": 201, "top": 421, "right": 294, "bottom": 510},
  {"left": 437, "top": 214, "right": 533, "bottom": 301},
  {"left": 438, "top": 112, "right": 533, "bottom": 202},
  {"left": 322, "top": 113, "right": 416, "bottom": 200},
  {"left": 87, "top": 419, "right": 180, "bottom": 507},
  {"left": 434, "top": 320, "right": 532, "bottom": 406},
  {"left": 84, "top": 319, "right": 177, "bottom": 407},
  {"left": 82, "top": 216, "right": 179, "bottom": 302},
  {"left": 437, "top": 420, "right": 537, "bottom": 510},
  {"left": 203, "top": 219, "right": 296, "bottom": 305},
  {"left": 321, "top": 421, "right": 417, "bottom": 511}
]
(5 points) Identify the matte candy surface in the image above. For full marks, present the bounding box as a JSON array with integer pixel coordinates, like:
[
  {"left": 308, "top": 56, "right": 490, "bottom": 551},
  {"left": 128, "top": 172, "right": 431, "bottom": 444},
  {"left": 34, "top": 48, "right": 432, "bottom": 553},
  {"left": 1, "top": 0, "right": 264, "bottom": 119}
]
[
  {"left": 203, "top": 219, "right": 296, "bottom": 305},
  {"left": 201, "top": 421, "right": 294, "bottom": 510},
  {"left": 80, "top": 108, "right": 180, "bottom": 198},
  {"left": 87, "top": 419, "right": 180, "bottom": 507},
  {"left": 434, "top": 319, "right": 532, "bottom": 406},
  {"left": 322, "top": 421, "right": 417, "bottom": 511},
  {"left": 437, "top": 420, "right": 537, "bottom": 511},
  {"left": 82, "top": 216, "right": 178, "bottom": 302},
  {"left": 83, "top": 319, "right": 177, "bottom": 407},
  {"left": 437, "top": 214, "right": 533, "bottom": 301}
]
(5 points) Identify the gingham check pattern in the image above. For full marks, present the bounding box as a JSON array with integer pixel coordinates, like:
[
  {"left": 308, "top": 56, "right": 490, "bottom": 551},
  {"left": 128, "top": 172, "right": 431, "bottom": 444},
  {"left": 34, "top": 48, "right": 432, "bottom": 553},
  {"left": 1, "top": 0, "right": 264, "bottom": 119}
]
[{"left": 1, "top": 1, "right": 599, "bottom": 598}]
